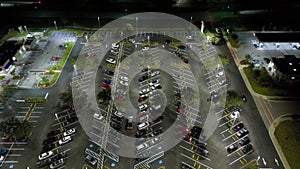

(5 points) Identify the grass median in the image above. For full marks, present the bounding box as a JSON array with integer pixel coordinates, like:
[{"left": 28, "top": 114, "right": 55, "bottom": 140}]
[
  {"left": 274, "top": 118, "right": 300, "bottom": 169},
  {"left": 243, "top": 67, "right": 285, "bottom": 96}
]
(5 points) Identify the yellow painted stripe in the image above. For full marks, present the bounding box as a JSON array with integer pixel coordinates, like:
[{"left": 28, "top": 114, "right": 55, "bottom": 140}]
[{"left": 240, "top": 160, "right": 244, "bottom": 165}]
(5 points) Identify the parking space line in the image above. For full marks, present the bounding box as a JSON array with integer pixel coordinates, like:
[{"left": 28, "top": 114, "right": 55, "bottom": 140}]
[
  {"left": 181, "top": 153, "right": 213, "bottom": 169},
  {"left": 180, "top": 145, "right": 211, "bottom": 161},
  {"left": 7, "top": 154, "right": 22, "bottom": 157},
  {"left": 229, "top": 150, "right": 253, "bottom": 165},
  {"left": 222, "top": 131, "right": 237, "bottom": 141},
  {"left": 218, "top": 118, "right": 234, "bottom": 128}
]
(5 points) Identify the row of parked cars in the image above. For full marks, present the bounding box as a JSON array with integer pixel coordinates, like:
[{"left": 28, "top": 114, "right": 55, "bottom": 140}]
[
  {"left": 36, "top": 112, "right": 78, "bottom": 168},
  {"left": 226, "top": 114, "right": 253, "bottom": 155}
]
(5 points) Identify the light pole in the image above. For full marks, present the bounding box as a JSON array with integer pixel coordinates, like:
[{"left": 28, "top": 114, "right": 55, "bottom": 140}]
[
  {"left": 24, "top": 25, "right": 28, "bottom": 33},
  {"left": 190, "top": 16, "right": 193, "bottom": 31},
  {"left": 97, "top": 16, "right": 100, "bottom": 29},
  {"left": 55, "top": 113, "right": 64, "bottom": 131},
  {"left": 53, "top": 20, "right": 58, "bottom": 30},
  {"left": 135, "top": 17, "right": 138, "bottom": 36}
]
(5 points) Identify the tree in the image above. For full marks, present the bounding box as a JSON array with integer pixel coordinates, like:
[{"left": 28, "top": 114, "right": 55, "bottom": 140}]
[
  {"left": 257, "top": 74, "right": 273, "bottom": 87},
  {"left": 0, "top": 117, "right": 33, "bottom": 139},
  {"left": 226, "top": 90, "right": 244, "bottom": 107}
]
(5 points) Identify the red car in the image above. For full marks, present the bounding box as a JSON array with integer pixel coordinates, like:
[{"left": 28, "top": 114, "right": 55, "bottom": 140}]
[
  {"left": 181, "top": 126, "right": 191, "bottom": 134},
  {"left": 232, "top": 123, "right": 244, "bottom": 132},
  {"left": 2, "top": 136, "right": 14, "bottom": 142},
  {"left": 101, "top": 83, "right": 111, "bottom": 89},
  {"left": 51, "top": 57, "right": 61, "bottom": 61}
]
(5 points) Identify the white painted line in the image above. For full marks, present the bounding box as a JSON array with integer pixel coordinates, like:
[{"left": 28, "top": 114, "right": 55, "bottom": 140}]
[
  {"left": 29, "top": 120, "right": 38, "bottom": 123},
  {"left": 180, "top": 145, "right": 211, "bottom": 161},
  {"left": 2, "top": 161, "right": 18, "bottom": 163},
  {"left": 229, "top": 150, "right": 252, "bottom": 165},
  {"left": 7, "top": 154, "right": 22, "bottom": 157},
  {"left": 10, "top": 148, "right": 25, "bottom": 151},
  {"left": 181, "top": 153, "right": 213, "bottom": 169}
]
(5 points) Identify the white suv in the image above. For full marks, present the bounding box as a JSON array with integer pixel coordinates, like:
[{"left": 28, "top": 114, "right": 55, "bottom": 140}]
[{"left": 138, "top": 122, "right": 149, "bottom": 130}]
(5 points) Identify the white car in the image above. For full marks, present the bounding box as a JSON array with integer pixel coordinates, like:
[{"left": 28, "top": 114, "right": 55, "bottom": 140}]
[
  {"left": 230, "top": 111, "right": 240, "bottom": 119},
  {"left": 58, "top": 136, "right": 72, "bottom": 145},
  {"left": 63, "top": 128, "right": 76, "bottom": 137},
  {"left": 138, "top": 122, "right": 150, "bottom": 130},
  {"left": 136, "top": 143, "right": 148, "bottom": 151},
  {"left": 151, "top": 71, "right": 160, "bottom": 77},
  {"left": 139, "top": 88, "right": 150, "bottom": 95},
  {"left": 142, "top": 46, "right": 149, "bottom": 51},
  {"left": 106, "top": 57, "right": 116, "bottom": 64},
  {"left": 120, "top": 76, "right": 129, "bottom": 82},
  {"left": 138, "top": 104, "right": 148, "bottom": 111},
  {"left": 120, "top": 80, "right": 129, "bottom": 86},
  {"left": 129, "top": 39, "right": 135, "bottom": 44},
  {"left": 216, "top": 71, "right": 224, "bottom": 77},
  {"left": 93, "top": 113, "right": 104, "bottom": 121},
  {"left": 50, "top": 158, "right": 64, "bottom": 169},
  {"left": 38, "top": 150, "right": 54, "bottom": 160},
  {"left": 0, "top": 155, "right": 4, "bottom": 162},
  {"left": 110, "top": 49, "right": 119, "bottom": 55},
  {"left": 114, "top": 111, "right": 123, "bottom": 118},
  {"left": 112, "top": 43, "right": 119, "bottom": 49}
]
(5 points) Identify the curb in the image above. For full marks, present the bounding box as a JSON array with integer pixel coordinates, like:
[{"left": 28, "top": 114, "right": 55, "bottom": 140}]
[{"left": 269, "top": 115, "right": 294, "bottom": 169}]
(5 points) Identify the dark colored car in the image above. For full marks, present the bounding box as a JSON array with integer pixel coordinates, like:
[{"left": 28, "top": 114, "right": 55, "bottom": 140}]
[
  {"left": 141, "top": 67, "right": 150, "bottom": 72},
  {"left": 190, "top": 126, "right": 202, "bottom": 139},
  {"left": 152, "top": 116, "right": 164, "bottom": 123},
  {"left": 47, "top": 130, "right": 61, "bottom": 138},
  {"left": 196, "top": 148, "right": 209, "bottom": 157},
  {"left": 65, "top": 116, "right": 78, "bottom": 125},
  {"left": 232, "top": 123, "right": 244, "bottom": 132},
  {"left": 236, "top": 128, "right": 249, "bottom": 138},
  {"left": 42, "top": 137, "right": 57, "bottom": 145},
  {"left": 105, "top": 70, "right": 114, "bottom": 76},
  {"left": 242, "top": 144, "right": 253, "bottom": 154},
  {"left": 0, "top": 148, "right": 7, "bottom": 155},
  {"left": 239, "top": 136, "right": 250, "bottom": 146},
  {"left": 110, "top": 122, "right": 122, "bottom": 131},
  {"left": 194, "top": 140, "right": 207, "bottom": 149},
  {"left": 163, "top": 40, "right": 171, "bottom": 45},
  {"left": 227, "top": 143, "right": 238, "bottom": 154},
  {"left": 181, "top": 162, "right": 193, "bottom": 169},
  {"left": 138, "top": 75, "right": 148, "bottom": 82},
  {"left": 153, "top": 128, "right": 162, "bottom": 136},
  {"left": 42, "top": 144, "right": 55, "bottom": 152},
  {"left": 2, "top": 136, "right": 15, "bottom": 142},
  {"left": 104, "top": 79, "right": 112, "bottom": 84}
]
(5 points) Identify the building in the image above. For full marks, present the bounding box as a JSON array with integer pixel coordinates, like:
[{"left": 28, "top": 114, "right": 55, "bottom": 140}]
[
  {"left": 267, "top": 55, "right": 300, "bottom": 86},
  {"left": 0, "top": 40, "right": 22, "bottom": 75}
]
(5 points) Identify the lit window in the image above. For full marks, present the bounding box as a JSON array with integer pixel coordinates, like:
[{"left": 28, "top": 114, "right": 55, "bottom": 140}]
[
  {"left": 291, "top": 77, "right": 295, "bottom": 80},
  {"left": 293, "top": 69, "right": 297, "bottom": 71},
  {"left": 289, "top": 62, "right": 292, "bottom": 65}
]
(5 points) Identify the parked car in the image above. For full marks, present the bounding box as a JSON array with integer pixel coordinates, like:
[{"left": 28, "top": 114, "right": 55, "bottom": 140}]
[
  {"left": 120, "top": 76, "right": 129, "bottom": 82},
  {"left": 58, "top": 136, "right": 72, "bottom": 145},
  {"left": 232, "top": 123, "right": 244, "bottom": 132},
  {"left": 181, "top": 162, "right": 193, "bottom": 169},
  {"left": 239, "top": 136, "right": 250, "bottom": 146},
  {"left": 93, "top": 113, "right": 104, "bottom": 121},
  {"left": 196, "top": 148, "right": 209, "bottom": 157},
  {"left": 63, "top": 128, "right": 76, "bottom": 137},
  {"left": 49, "top": 158, "right": 64, "bottom": 169},
  {"left": 242, "top": 144, "right": 253, "bottom": 154},
  {"left": 138, "top": 75, "right": 148, "bottom": 82},
  {"left": 139, "top": 88, "right": 150, "bottom": 95},
  {"left": 38, "top": 150, "right": 54, "bottom": 160},
  {"left": 106, "top": 57, "right": 116, "bottom": 64},
  {"left": 114, "top": 111, "right": 123, "bottom": 118},
  {"left": 236, "top": 128, "right": 249, "bottom": 138},
  {"left": 142, "top": 46, "right": 149, "bottom": 51},
  {"left": 137, "top": 122, "right": 150, "bottom": 131},
  {"left": 65, "top": 116, "right": 78, "bottom": 125},
  {"left": 125, "top": 116, "right": 133, "bottom": 130},
  {"left": 0, "top": 148, "right": 7, "bottom": 155},
  {"left": 227, "top": 143, "right": 238, "bottom": 154},
  {"left": 120, "top": 80, "right": 129, "bottom": 86},
  {"left": 128, "top": 39, "right": 135, "bottom": 44},
  {"left": 104, "top": 79, "right": 112, "bottom": 84},
  {"left": 102, "top": 83, "right": 112, "bottom": 89},
  {"left": 85, "top": 154, "right": 97, "bottom": 165},
  {"left": 151, "top": 70, "right": 160, "bottom": 77},
  {"left": 105, "top": 70, "right": 114, "bottom": 76},
  {"left": 2, "top": 136, "right": 14, "bottom": 142},
  {"left": 138, "top": 104, "right": 148, "bottom": 111},
  {"left": 42, "top": 137, "right": 57, "bottom": 145},
  {"left": 42, "top": 144, "right": 55, "bottom": 152}
]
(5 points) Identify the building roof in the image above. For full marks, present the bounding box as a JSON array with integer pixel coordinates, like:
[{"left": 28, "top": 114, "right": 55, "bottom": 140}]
[
  {"left": 272, "top": 55, "right": 300, "bottom": 74},
  {"left": 0, "top": 40, "right": 22, "bottom": 66},
  {"left": 256, "top": 33, "right": 300, "bottom": 43}
]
